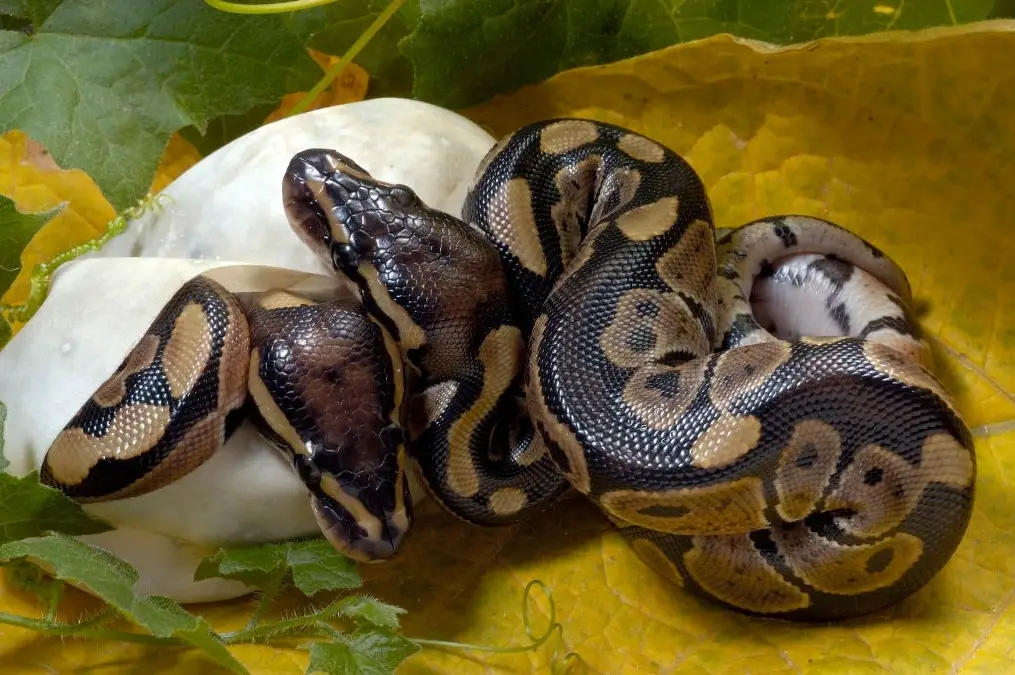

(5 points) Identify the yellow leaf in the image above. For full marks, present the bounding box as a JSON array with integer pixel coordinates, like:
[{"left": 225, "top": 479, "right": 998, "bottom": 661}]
[
  {"left": 0, "top": 131, "right": 115, "bottom": 324},
  {"left": 3, "top": 21, "right": 1015, "bottom": 675}
]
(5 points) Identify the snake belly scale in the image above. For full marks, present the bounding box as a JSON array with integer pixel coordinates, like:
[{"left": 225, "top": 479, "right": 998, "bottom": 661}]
[{"left": 40, "top": 119, "right": 975, "bottom": 622}]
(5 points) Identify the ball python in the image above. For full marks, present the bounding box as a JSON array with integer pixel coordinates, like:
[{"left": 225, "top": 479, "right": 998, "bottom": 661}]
[{"left": 40, "top": 119, "right": 975, "bottom": 622}]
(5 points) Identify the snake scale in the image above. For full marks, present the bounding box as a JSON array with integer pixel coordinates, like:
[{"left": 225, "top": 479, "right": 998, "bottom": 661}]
[{"left": 40, "top": 119, "right": 975, "bottom": 622}]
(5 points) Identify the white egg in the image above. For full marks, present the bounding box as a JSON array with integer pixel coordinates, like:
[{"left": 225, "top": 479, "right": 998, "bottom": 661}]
[{"left": 0, "top": 97, "right": 496, "bottom": 603}]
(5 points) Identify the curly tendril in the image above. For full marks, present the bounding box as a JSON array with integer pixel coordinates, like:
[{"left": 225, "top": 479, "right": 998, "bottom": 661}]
[
  {"left": 412, "top": 580, "right": 588, "bottom": 674},
  {"left": 0, "top": 193, "right": 169, "bottom": 328}
]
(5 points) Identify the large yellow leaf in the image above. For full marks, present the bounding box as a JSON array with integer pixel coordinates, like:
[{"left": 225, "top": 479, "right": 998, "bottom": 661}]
[{"left": 2, "top": 22, "right": 1014, "bottom": 675}]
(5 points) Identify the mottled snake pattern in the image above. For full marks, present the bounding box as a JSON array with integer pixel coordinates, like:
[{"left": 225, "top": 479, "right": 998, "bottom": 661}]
[{"left": 41, "top": 119, "right": 975, "bottom": 621}]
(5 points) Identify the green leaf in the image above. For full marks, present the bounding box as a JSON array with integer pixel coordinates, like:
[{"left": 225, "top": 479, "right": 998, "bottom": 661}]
[
  {"left": 178, "top": 102, "right": 277, "bottom": 157},
  {"left": 0, "top": 471, "right": 112, "bottom": 545},
  {"left": 0, "top": 194, "right": 59, "bottom": 299},
  {"left": 285, "top": 0, "right": 419, "bottom": 98},
  {"left": 0, "top": 1, "right": 59, "bottom": 25},
  {"left": 306, "top": 628, "right": 420, "bottom": 675},
  {"left": 0, "top": 533, "right": 248, "bottom": 674},
  {"left": 400, "top": 0, "right": 1002, "bottom": 109},
  {"left": 0, "top": 317, "right": 9, "bottom": 351},
  {"left": 0, "top": 0, "right": 320, "bottom": 210},
  {"left": 196, "top": 538, "right": 361, "bottom": 596},
  {"left": 286, "top": 538, "right": 361, "bottom": 595},
  {"left": 334, "top": 595, "right": 405, "bottom": 630},
  {"left": 195, "top": 540, "right": 288, "bottom": 589},
  {"left": 0, "top": 400, "right": 8, "bottom": 473}
]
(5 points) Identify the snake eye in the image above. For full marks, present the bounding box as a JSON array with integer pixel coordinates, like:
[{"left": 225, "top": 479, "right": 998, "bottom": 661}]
[{"left": 331, "top": 242, "right": 359, "bottom": 273}]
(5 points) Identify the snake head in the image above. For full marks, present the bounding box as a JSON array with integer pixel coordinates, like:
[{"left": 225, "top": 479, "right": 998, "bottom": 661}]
[
  {"left": 282, "top": 148, "right": 423, "bottom": 277},
  {"left": 305, "top": 428, "right": 414, "bottom": 563},
  {"left": 245, "top": 293, "right": 414, "bottom": 562}
]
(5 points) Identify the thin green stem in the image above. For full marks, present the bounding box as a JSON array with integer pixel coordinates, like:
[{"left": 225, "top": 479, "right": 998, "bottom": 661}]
[
  {"left": 286, "top": 0, "right": 406, "bottom": 117},
  {"left": 220, "top": 600, "right": 345, "bottom": 644},
  {"left": 244, "top": 571, "right": 287, "bottom": 630},
  {"left": 409, "top": 581, "right": 587, "bottom": 672},
  {"left": 0, "top": 612, "right": 185, "bottom": 646},
  {"left": 203, "top": 0, "right": 341, "bottom": 14}
]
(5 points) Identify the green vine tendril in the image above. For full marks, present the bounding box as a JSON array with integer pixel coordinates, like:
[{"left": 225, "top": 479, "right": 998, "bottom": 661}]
[
  {"left": 0, "top": 193, "right": 169, "bottom": 327},
  {"left": 0, "top": 577, "right": 587, "bottom": 672},
  {"left": 204, "top": 0, "right": 406, "bottom": 118},
  {"left": 203, "top": 0, "right": 343, "bottom": 14},
  {"left": 411, "top": 580, "right": 587, "bottom": 674}
]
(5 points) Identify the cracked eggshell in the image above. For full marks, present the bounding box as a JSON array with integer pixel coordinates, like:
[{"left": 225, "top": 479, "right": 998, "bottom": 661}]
[
  {"left": 0, "top": 98, "right": 496, "bottom": 603},
  {"left": 95, "top": 97, "right": 498, "bottom": 272},
  {"left": 0, "top": 258, "right": 350, "bottom": 602}
]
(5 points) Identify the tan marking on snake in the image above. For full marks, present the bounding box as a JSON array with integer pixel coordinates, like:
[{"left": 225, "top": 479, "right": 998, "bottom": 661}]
[
  {"left": 162, "top": 301, "right": 214, "bottom": 399},
  {"left": 359, "top": 265, "right": 426, "bottom": 350},
  {"left": 473, "top": 130, "right": 516, "bottom": 179},
  {"left": 106, "top": 413, "right": 225, "bottom": 501},
  {"left": 599, "top": 477, "right": 769, "bottom": 535},
  {"left": 374, "top": 313, "right": 406, "bottom": 421},
  {"left": 44, "top": 403, "right": 172, "bottom": 487},
  {"left": 411, "top": 380, "right": 459, "bottom": 440},
  {"left": 488, "top": 487, "right": 528, "bottom": 516},
  {"left": 774, "top": 527, "right": 924, "bottom": 595},
  {"left": 216, "top": 291, "right": 251, "bottom": 414},
  {"left": 683, "top": 533, "right": 811, "bottom": 613},
  {"left": 655, "top": 218, "right": 718, "bottom": 317},
  {"left": 487, "top": 177, "right": 548, "bottom": 275},
  {"left": 774, "top": 419, "right": 842, "bottom": 522},
  {"left": 824, "top": 444, "right": 920, "bottom": 538},
  {"left": 539, "top": 120, "right": 599, "bottom": 155},
  {"left": 92, "top": 333, "right": 159, "bottom": 408},
  {"left": 631, "top": 538, "right": 685, "bottom": 587},
  {"left": 708, "top": 341, "right": 792, "bottom": 413},
  {"left": 390, "top": 445, "right": 411, "bottom": 537},
  {"left": 256, "top": 289, "right": 315, "bottom": 310},
  {"left": 920, "top": 432, "right": 974, "bottom": 488},
  {"left": 550, "top": 156, "right": 601, "bottom": 265},
  {"left": 617, "top": 133, "right": 666, "bottom": 163},
  {"left": 862, "top": 341, "right": 956, "bottom": 413},
  {"left": 446, "top": 325, "right": 524, "bottom": 498},
  {"left": 515, "top": 431, "right": 548, "bottom": 466},
  {"left": 247, "top": 346, "right": 311, "bottom": 456},
  {"left": 591, "top": 166, "right": 642, "bottom": 225},
  {"left": 600, "top": 288, "right": 710, "bottom": 369},
  {"left": 615, "top": 197, "right": 679, "bottom": 242},
  {"left": 319, "top": 472, "right": 384, "bottom": 550},
  {"left": 826, "top": 434, "right": 974, "bottom": 539},
  {"left": 622, "top": 360, "right": 709, "bottom": 431},
  {"left": 689, "top": 414, "right": 762, "bottom": 469},
  {"left": 800, "top": 336, "right": 846, "bottom": 346},
  {"left": 554, "top": 221, "right": 609, "bottom": 288},
  {"left": 528, "top": 314, "right": 591, "bottom": 494}
]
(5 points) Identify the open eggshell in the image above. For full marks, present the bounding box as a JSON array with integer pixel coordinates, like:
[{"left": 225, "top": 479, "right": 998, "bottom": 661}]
[
  {"left": 94, "top": 97, "right": 498, "bottom": 273},
  {"left": 0, "top": 258, "right": 420, "bottom": 602},
  {"left": 0, "top": 98, "right": 496, "bottom": 602}
]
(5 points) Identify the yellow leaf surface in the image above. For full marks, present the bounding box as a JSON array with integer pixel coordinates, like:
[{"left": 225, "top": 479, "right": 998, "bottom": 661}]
[{"left": 3, "top": 22, "right": 1015, "bottom": 675}]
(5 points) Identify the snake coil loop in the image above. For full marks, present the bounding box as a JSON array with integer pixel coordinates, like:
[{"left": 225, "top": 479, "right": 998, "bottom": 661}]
[{"left": 41, "top": 119, "right": 974, "bottom": 622}]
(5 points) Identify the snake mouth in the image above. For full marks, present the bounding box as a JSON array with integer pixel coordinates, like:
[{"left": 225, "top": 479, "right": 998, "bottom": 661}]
[
  {"left": 310, "top": 482, "right": 412, "bottom": 563},
  {"left": 282, "top": 152, "right": 335, "bottom": 262}
]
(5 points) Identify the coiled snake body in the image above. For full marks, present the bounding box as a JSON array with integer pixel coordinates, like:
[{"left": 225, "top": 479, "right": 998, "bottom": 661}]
[{"left": 41, "top": 120, "right": 975, "bottom": 621}]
